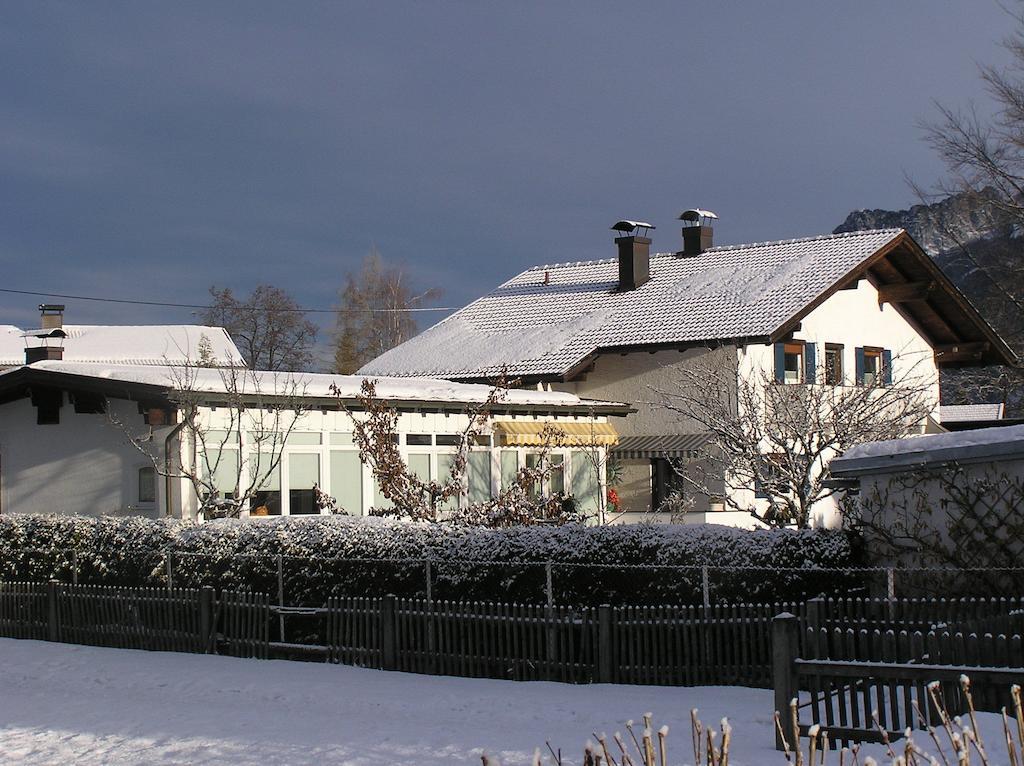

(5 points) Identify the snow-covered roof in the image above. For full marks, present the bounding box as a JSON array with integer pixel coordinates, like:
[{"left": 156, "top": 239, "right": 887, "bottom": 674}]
[
  {"left": 0, "top": 325, "right": 242, "bottom": 367},
  {"left": 360, "top": 229, "right": 905, "bottom": 379},
  {"left": 7, "top": 361, "right": 629, "bottom": 413},
  {"left": 937, "top": 403, "right": 1004, "bottom": 423},
  {"left": 830, "top": 424, "right": 1024, "bottom": 476}
]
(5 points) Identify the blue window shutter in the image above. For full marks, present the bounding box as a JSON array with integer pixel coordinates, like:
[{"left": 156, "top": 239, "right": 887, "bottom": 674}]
[
  {"left": 804, "top": 343, "right": 816, "bottom": 384},
  {"left": 854, "top": 347, "right": 865, "bottom": 385},
  {"left": 882, "top": 349, "right": 893, "bottom": 386},
  {"left": 773, "top": 342, "right": 786, "bottom": 383}
]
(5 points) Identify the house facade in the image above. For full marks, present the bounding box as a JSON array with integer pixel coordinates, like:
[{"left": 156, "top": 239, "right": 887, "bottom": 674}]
[
  {"left": 361, "top": 219, "right": 1016, "bottom": 527},
  {"left": 0, "top": 308, "right": 627, "bottom": 520}
]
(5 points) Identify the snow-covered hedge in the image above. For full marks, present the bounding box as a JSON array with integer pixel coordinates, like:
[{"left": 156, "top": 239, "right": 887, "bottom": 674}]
[{"left": 0, "top": 514, "right": 865, "bottom": 605}]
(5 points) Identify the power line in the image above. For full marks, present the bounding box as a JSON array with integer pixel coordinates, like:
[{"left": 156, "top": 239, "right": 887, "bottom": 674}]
[{"left": 0, "top": 287, "right": 458, "bottom": 314}]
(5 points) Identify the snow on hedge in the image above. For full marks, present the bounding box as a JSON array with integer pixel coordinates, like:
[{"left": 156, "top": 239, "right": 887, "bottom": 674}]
[{"left": 0, "top": 514, "right": 864, "bottom": 605}]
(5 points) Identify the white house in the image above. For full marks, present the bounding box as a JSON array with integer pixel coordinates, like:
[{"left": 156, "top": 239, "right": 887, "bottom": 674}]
[
  {"left": 360, "top": 216, "right": 1016, "bottom": 527},
  {"left": 0, "top": 307, "right": 628, "bottom": 519}
]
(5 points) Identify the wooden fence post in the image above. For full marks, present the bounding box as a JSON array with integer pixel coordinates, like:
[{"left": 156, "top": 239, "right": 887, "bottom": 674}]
[
  {"left": 701, "top": 566, "right": 711, "bottom": 608},
  {"left": 199, "top": 586, "right": 214, "bottom": 654},
  {"left": 47, "top": 579, "right": 60, "bottom": 643},
  {"left": 597, "top": 605, "right": 615, "bottom": 683},
  {"left": 276, "top": 555, "right": 286, "bottom": 643},
  {"left": 165, "top": 551, "right": 173, "bottom": 590},
  {"left": 545, "top": 562, "right": 554, "bottom": 608},
  {"left": 886, "top": 568, "right": 896, "bottom": 601},
  {"left": 381, "top": 595, "right": 397, "bottom": 671},
  {"left": 773, "top": 612, "right": 799, "bottom": 751}
]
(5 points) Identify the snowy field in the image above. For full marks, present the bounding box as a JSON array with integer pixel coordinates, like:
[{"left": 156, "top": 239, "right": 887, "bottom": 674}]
[{"left": 0, "top": 639, "right": 1011, "bottom": 765}]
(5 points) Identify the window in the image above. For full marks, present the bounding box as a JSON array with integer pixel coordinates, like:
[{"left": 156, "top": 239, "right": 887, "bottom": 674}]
[
  {"left": 288, "top": 453, "right": 320, "bottom": 515},
  {"left": 436, "top": 435, "right": 462, "bottom": 446},
  {"left": 251, "top": 460, "right": 281, "bottom": 516},
  {"left": 754, "top": 454, "right": 789, "bottom": 499},
  {"left": 855, "top": 347, "right": 891, "bottom": 386},
  {"left": 468, "top": 452, "right": 492, "bottom": 504},
  {"left": 138, "top": 467, "right": 156, "bottom": 504},
  {"left": 406, "top": 434, "right": 432, "bottom": 446},
  {"left": 570, "top": 451, "right": 600, "bottom": 513},
  {"left": 824, "top": 344, "right": 844, "bottom": 386},
  {"left": 651, "top": 458, "right": 685, "bottom": 511},
  {"left": 500, "top": 450, "right": 518, "bottom": 491},
  {"left": 329, "top": 451, "right": 362, "bottom": 515},
  {"left": 774, "top": 342, "right": 806, "bottom": 384},
  {"left": 549, "top": 454, "right": 565, "bottom": 495}
]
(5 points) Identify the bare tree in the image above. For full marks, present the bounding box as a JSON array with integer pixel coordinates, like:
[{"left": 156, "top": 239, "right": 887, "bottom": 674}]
[
  {"left": 327, "top": 378, "right": 591, "bottom": 526},
  {"left": 333, "top": 249, "right": 442, "bottom": 373},
  {"left": 915, "top": 8, "right": 1024, "bottom": 415},
  {"left": 201, "top": 285, "right": 318, "bottom": 372},
  {"left": 110, "top": 343, "right": 309, "bottom": 518},
  {"left": 652, "top": 352, "right": 936, "bottom": 529}
]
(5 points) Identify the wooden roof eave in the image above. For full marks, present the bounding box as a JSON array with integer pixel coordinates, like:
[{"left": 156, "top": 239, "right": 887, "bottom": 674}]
[{"left": 769, "top": 231, "right": 1019, "bottom": 368}]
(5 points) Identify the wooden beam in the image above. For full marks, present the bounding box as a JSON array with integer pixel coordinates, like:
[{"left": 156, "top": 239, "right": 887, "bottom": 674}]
[
  {"left": 934, "top": 341, "right": 990, "bottom": 364},
  {"left": 877, "top": 280, "right": 935, "bottom": 304}
]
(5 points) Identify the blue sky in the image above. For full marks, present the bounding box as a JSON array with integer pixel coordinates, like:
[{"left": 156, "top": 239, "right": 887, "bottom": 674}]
[{"left": 0, "top": 2, "right": 1013, "bottom": 360}]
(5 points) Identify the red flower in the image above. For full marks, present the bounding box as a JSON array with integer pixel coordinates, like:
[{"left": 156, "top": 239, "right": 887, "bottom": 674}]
[{"left": 606, "top": 488, "right": 620, "bottom": 508}]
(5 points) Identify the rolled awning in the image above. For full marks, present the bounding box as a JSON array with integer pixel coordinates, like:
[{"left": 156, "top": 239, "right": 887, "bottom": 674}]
[
  {"left": 492, "top": 421, "right": 619, "bottom": 447},
  {"left": 610, "top": 433, "right": 712, "bottom": 459}
]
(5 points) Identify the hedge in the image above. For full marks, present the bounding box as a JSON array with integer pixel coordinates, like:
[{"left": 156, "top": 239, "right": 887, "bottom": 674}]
[{"left": 0, "top": 514, "right": 867, "bottom": 606}]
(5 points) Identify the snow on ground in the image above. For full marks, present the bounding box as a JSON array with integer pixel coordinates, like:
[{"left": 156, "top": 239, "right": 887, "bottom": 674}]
[{"left": 0, "top": 639, "right": 1012, "bottom": 765}]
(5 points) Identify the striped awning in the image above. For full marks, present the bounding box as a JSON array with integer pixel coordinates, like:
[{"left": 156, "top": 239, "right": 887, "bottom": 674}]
[
  {"left": 610, "top": 433, "right": 712, "bottom": 459},
  {"left": 492, "top": 421, "right": 619, "bottom": 447}
]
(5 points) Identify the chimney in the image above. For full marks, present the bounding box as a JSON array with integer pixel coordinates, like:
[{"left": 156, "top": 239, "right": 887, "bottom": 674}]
[
  {"left": 611, "top": 220, "right": 655, "bottom": 291},
  {"left": 25, "top": 345, "right": 64, "bottom": 364},
  {"left": 25, "top": 305, "right": 66, "bottom": 364},
  {"left": 39, "top": 304, "right": 65, "bottom": 330},
  {"left": 678, "top": 208, "right": 718, "bottom": 256}
]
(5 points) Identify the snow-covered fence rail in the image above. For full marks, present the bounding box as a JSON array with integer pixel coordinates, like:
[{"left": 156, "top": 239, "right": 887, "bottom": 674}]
[
  {"left": 804, "top": 594, "right": 1024, "bottom": 637},
  {"left": 773, "top": 612, "right": 1024, "bottom": 750}
]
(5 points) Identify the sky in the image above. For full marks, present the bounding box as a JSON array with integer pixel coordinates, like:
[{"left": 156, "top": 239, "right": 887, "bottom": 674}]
[{"left": 0, "top": 2, "right": 1015, "bottom": 365}]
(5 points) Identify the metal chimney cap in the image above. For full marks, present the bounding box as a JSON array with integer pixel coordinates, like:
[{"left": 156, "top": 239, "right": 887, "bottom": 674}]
[
  {"left": 611, "top": 220, "right": 655, "bottom": 235},
  {"left": 678, "top": 209, "right": 718, "bottom": 223},
  {"left": 39, "top": 304, "right": 66, "bottom": 313}
]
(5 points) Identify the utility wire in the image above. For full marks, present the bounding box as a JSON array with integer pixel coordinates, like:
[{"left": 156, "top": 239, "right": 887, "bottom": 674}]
[{"left": 0, "top": 287, "right": 458, "bottom": 314}]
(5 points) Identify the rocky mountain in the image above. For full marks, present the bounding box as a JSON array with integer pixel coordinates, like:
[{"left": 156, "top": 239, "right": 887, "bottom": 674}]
[{"left": 834, "top": 190, "right": 1024, "bottom": 416}]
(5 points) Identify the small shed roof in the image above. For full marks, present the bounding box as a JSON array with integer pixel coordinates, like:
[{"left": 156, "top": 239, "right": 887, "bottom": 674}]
[{"left": 830, "top": 424, "right": 1024, "bottom": 477}]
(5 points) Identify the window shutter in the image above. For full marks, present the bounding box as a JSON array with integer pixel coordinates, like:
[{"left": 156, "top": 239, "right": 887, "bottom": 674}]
[
  {"left": 773, "top": 342, "right": 786, "bottom": 383},
  {"left": 882, "top": 349, "right": 893, "bottom": 386},
  {"left": 854, "top": 347, "right": 865, "bottom": 385},
  {"left": 804, "top": 343, "right": 817, "bottom": 384}
]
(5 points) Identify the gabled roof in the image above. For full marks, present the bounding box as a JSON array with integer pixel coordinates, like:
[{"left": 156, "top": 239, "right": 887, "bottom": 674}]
[
  {"left": 0, "top": 325, "right": 242, "bottom": 368},
  {"left": 0, "top": 361, "right": 631, "bottom": 416},
  {"left": 361, "top": 228, "right": 1016, "bottom": 381}
]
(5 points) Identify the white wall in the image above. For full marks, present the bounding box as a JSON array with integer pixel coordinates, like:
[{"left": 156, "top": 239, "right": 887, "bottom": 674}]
[
  {"left": 0, "top": 394, "right": 170, "bottom": 518},
  {"left": 734, "top": 277, "right": 940, "bottom": 527}
]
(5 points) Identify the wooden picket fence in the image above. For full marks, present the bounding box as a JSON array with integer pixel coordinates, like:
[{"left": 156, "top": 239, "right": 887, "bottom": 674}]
[
  {"left": 322, "top": 596, "right": 805, "bottom": 686},
  {"left": 773, "top": 613, "right": 1024, "bottom": 749},
  {"left": 0, "top": 581, "right": 269, "bottom": 659},
  {"left": 55, "top": 584, "right": 208, "bottom": 653},
  {"left": 0, "top": 581, "right": 48, "bottom": 640}
]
